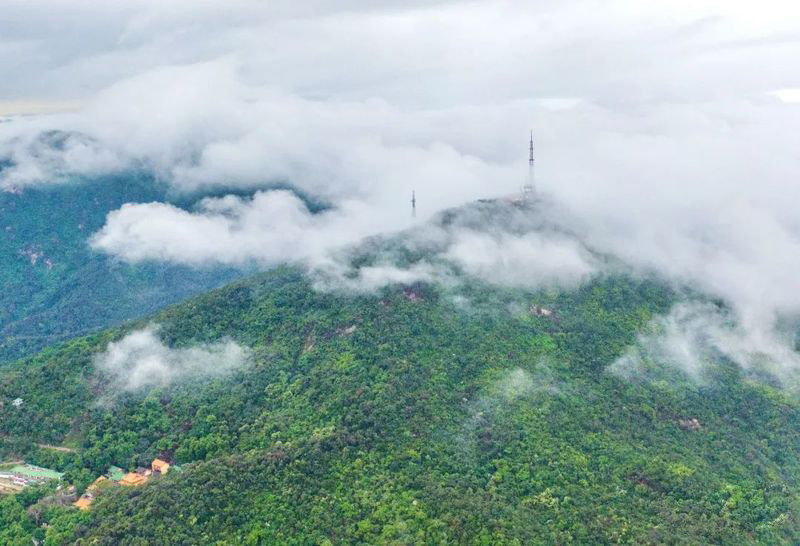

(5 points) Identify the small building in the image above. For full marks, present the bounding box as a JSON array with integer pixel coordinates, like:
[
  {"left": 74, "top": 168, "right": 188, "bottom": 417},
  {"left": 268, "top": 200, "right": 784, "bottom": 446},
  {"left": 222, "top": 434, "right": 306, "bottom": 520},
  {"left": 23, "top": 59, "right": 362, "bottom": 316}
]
[
  {"left": 71, "top": 475, "right": 109, "bottom": 510},
  {"left": 73, "top": 497, "right": 93, "bottom": 510},
  {"left": 119, "top": 472, "right": 148, "bottom": 487},
  {"left": 108, "top": 466, "right": 125, "bottom": 483},
  {"left": 88, "top": 476, "right": 107, "bottom": 491},
  {"left": 12, "top": 398, "right": 23, "bottom": 408},
  {"left": 0, "top": 472, "right": 24, "bottom": 494},
  {"left": 72, "top": 476, "right": 111, "bottom": 510},
  {"left": 2, "top": 464, "right": 64, "bottom": 487},
  {"left": 151, "top": 459, "right": 170, "bottom": 475}
]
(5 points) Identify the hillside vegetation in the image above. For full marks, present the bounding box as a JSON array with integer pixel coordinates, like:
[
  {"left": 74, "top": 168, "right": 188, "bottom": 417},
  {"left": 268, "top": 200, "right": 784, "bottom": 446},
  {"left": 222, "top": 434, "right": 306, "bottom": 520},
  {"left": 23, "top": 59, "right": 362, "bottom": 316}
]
[
  {"left": 0, "top": 172, "right": 245, "bottom": 363},
  {"left": 1, "top": 265, "right": 799, "bottom": 545}
]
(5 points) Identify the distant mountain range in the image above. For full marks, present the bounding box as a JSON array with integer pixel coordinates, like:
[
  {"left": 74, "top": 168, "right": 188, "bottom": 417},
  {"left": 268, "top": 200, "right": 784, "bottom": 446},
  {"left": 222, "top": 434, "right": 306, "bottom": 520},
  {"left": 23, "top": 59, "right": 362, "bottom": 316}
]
[{"left": 0, "top": 172, "right": 252, "bottom": 363}]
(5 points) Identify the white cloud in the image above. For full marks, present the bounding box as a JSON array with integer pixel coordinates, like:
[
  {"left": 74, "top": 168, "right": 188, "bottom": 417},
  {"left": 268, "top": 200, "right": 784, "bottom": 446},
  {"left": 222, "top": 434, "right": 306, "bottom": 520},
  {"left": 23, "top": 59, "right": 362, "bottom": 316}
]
[
  {"left": 317, "top": 262, "right": 445, "bottom": 293},
  {"left": 609, "top": 302, "right": 800, "bottom": 385},
  {"left": 90, "top": 189, "right": 596, "bottom": 292},
  {"left": 445, "top": 229, "right": 597, "bottom": 288},
  {"left": 89, "top": 189, "right": 407, "bottom": 268},
  {"left": 94, "top": 325, "right": 250, "bottom": 392},
  {"left": 770, "top": 88, "right": 800, "bottom": 103},
  {"left": 0, "top": 99, "right": 82, "bottom": 116},
  {"left": 1, "top": 1, "right": 800, "bottom": 377}
]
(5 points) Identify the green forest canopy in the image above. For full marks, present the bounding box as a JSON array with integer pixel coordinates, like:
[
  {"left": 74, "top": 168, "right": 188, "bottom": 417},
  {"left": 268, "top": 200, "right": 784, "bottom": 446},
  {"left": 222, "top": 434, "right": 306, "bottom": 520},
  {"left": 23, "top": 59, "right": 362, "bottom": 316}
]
[{"left": 0, "top": 266, "right": 798, "bottom": 544}]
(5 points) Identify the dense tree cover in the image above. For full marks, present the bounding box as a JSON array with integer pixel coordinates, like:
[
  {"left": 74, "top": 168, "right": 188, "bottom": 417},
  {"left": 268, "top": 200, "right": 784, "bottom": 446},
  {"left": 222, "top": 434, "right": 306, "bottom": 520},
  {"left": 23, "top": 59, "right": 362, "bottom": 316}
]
[
  {"left": 0, "top": 265, "right": 799, "bottom": 544},
  {"left": 0, "top": 172, "right": 250, "bottom": 363}
]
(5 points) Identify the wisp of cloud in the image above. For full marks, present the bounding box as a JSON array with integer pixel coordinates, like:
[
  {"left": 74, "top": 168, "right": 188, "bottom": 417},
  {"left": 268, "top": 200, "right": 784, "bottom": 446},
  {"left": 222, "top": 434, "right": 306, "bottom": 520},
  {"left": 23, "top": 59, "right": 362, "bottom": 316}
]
[{"left": 94, "top": 325, "right": 250, "bottom": 394}]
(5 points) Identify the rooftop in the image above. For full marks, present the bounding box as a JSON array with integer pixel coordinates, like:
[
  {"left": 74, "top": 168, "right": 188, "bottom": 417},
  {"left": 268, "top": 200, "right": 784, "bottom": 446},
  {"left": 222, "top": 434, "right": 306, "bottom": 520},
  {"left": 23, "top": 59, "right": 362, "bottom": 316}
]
[
  {"left": 151, "top": 459, "right": 170, "bottom": 474},
  {"left": 119, "top": 472, "right": 148, "bottom": 487},
  {"left": 108, "top": 466, "right": 125, "bottom": 482},
  {"left": 73, "top": 497, "right": 92, "bottom": 510},
  {"left": 9, "top": 464, "right": 63, "bottom": 480}
]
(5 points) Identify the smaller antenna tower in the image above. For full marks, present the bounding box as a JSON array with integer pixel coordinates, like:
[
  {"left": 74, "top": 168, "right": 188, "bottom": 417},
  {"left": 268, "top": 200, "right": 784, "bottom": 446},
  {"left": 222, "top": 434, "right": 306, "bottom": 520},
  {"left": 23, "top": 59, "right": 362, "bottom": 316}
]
[{"left": 411, "top": 190, "right": 416, "bottom": 218}]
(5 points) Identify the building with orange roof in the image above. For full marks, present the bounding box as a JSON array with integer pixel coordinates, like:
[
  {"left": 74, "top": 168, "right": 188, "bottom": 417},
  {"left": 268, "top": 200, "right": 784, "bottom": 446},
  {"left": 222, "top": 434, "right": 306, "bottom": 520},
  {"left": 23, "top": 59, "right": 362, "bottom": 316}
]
[
  {"left": 73, "top": 496, "right": 93, "bottom": 510},
  {"left": 151, "top": 458, "right": 170, "bottom": 475},
  {"left": 87, "top": 475, "right": 107, "bottom": 491},
  {"left": 119, "top": 472, "right": 148, "bottom": 487},
  {"left": 73, "top": 475, "right": 108, "bottom": 510}
]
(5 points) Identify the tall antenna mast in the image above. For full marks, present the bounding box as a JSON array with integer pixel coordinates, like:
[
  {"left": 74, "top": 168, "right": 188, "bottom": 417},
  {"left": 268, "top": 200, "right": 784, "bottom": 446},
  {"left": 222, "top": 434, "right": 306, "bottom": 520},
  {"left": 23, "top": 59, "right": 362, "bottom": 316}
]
[
  {"left": 522, "top": 130, "right": 535, "bottom": 200},
  {"left": 411, "top": 189, "right": 416, "bottom": 218},
  {"left": 529, "top": 130, "right": 534, "bottom": 169}
]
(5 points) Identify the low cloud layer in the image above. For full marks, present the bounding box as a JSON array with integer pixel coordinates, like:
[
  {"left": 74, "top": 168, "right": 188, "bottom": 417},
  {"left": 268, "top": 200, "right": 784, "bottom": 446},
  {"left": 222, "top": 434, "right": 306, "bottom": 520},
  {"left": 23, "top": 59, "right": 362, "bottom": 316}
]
[
  {"left": 91, "top": 192, "right": 599, "bottom": 293},
  {"left": 609, "top": 302, "right": 800, "bottom": 386},
  {"left": 445, "top": 229, "right": 596, "bottom": 288},
  {"left": 307, "top": 199, "right": 601, "bottom": 292},
  {"left": 90, "top": 190, "right": 380, "bottom": 267},
  {"left": 94, "top": 325, "right": 250, "bottom": 393},
  {"left": 2, "top": 2, "right": 800, "bottom": 379}
]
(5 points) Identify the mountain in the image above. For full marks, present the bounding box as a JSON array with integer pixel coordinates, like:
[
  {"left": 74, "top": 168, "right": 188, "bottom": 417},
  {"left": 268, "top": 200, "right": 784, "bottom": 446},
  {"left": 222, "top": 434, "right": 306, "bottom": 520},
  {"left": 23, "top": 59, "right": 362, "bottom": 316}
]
[
  {"left": 1, "top": 258, "right": 799, "bottom": 544},
  {"left": 0, "top": 171, "right": 247, "bottom": 363}
]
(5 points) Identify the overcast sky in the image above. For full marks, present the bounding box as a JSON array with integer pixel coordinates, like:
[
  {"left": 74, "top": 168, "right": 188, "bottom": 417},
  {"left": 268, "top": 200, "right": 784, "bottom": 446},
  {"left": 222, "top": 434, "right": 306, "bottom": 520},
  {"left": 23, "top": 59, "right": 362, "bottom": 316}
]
[
  {"left": 2, "top": 1, "right": 799, "bottom": 105},
  {"left": 3, "top": 0, "right": 800, "bottom": 377}
]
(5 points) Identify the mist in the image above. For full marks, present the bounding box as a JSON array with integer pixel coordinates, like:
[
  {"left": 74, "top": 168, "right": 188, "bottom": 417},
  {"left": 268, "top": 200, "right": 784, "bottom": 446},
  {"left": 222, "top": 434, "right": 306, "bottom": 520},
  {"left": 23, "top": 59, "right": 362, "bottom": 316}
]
[
  {"left": 94, "top": 325, "right": 250, "bottom": 394},
  {"left": 609, "top": 302, "right": 800, "bottom": 386},
  {"left": 3, "top": 1, "right": 800, "bottom": 381}
]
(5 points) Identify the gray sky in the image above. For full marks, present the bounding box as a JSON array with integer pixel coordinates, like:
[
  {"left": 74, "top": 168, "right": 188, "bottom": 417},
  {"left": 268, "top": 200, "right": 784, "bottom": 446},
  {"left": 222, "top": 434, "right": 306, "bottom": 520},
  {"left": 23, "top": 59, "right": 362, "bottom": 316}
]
[
  {"left": 3, "top": 0, "right": 800, "bottom": 377},
  {"left": 2, "top": 0, "right": 798, "bottom": 105}
]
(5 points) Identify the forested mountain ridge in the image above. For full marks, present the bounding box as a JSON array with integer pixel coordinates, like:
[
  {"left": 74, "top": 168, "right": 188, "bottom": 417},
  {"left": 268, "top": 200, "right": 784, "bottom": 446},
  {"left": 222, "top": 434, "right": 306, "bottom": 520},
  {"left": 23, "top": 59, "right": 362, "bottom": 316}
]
[
  {"left": 1, "top": 259, "right": 799, "bottom": 544},
  {"left": 0, "top": 171, "right": 248, "bottom": 363}
]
